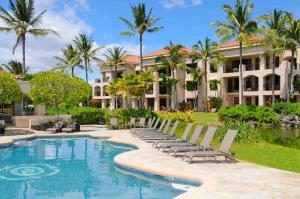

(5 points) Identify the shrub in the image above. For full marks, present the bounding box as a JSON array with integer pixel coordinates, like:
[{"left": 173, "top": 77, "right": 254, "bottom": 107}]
[
  {"left": 46, "top": 107, "right": 156, "bottom": 125},
  {"left": 218, "top": 105, "right": 281, "bottom": 125},
  {"left": 89, "top": 99, "right": 102, "bottom": 108},
  {"left": 178, "top": 101, "right": 194, "bottom": 112},
  {"left": 209, "top": 97, "right": 222, "bottom": 111},
  {"left": 157, "top": 111, "right": 193, "bottom": 123},
  {"left": 215, "top": 123, "right": 261, "bottom": 144},
  {"left": 272, "top": 102, "right": 300, "bottom": 116}
]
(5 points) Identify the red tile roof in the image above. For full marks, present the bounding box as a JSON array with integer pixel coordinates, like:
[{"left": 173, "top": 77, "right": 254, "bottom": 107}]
[
  {"left": 144, "top": 47, "right": 193, "bottom": 58},
  {"left": 219, "top": 36, "right": 262, "bottom": 49},
  {"left": 123, "top": 55, "right": 140, "bottom": 65}
]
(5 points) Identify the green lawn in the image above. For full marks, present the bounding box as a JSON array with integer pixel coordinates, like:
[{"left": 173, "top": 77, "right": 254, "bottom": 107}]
[
  {"left": 191, "top": 112, "right": 219, "bottom": 124},
  {"left": 184, "top": 112, "right": 300, "bottom": 173},
  {"left": 233, "top": 142, "right": 300, "bottom": 173}
]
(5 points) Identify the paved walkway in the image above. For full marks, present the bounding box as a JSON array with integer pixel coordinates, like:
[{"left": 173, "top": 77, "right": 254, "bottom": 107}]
[{"left": 1, "top": 126, "right": 300, "bottom": 199}]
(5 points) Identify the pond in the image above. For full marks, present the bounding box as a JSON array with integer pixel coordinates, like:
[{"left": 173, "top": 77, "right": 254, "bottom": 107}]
[{"left": 258, "top": 127, "right": 300, "bottom": 150}]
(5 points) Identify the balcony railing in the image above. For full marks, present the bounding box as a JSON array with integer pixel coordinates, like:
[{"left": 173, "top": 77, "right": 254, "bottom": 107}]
[
  {"left": 264, "top": 83, "right": 280, "bottom": 91},
  {"left": 224, "top": 66, "right": 239, "bottom": 73},
  {"left": 244, "top": 85, "right": 259, "bottom": 91},
  {"left": 227, "top": 87, "right": 239, "bottom": 93},
  {"left": 245, "top": 64, "right": 260, "bottom": 71}
]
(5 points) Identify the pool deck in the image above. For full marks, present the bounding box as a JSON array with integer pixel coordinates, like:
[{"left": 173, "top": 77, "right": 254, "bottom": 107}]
[{"left": 1, "top": 125, "right": 300, "bottom": 199}]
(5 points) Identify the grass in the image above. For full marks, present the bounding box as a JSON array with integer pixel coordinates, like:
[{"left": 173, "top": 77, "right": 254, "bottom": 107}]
[
  {"left": 191, "top": 112, "right": 219, "bottom": 124},
  {"left": 233, "top": 142, "right": 300, "bottom": 173},
  {"left": 174, "top": 112, "right": 300, "bottom": 173}
]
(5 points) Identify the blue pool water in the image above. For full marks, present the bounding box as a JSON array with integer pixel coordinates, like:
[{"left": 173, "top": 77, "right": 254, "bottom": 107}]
[{"left": 0, "top": 137, "right": 199, "bottom": 199}]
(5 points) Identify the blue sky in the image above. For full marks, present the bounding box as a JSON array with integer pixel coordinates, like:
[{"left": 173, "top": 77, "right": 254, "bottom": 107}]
[{"left": 0, "top": 0, "right": 300, "bottom": 82}]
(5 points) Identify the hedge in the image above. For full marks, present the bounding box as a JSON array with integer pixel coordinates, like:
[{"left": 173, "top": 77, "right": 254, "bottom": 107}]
[
  {"left": 218, "top": 105, "right": 281, "bottom": 125},
  {"left": 46, "top": 107, "right": 156, "bottom": 125},
  {"left": 156, "top": 111, "right": 193, "bottom": 123},
  {"left": 272, "top": 102, "right": 300, "bottom": 116}
]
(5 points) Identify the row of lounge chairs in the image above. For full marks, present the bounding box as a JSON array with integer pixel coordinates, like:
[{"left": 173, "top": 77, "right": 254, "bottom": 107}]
[
  {"left": 109, "top": 117, "right": 147, "bottom": 129},
  {"left": 129, "top": 117, "right": 237, "bottom": 164},
  {"left": 46, "top": 119, "right": 78, "bottom": 133}
]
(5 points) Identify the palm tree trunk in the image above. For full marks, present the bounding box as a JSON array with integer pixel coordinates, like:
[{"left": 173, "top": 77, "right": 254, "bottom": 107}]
[
  {"left": 85, "top": 59, "right": 88, "bottom": 83},
  {"left": 272, "top": 55, "right": 275, "bottom": 104},
  {"left": 71, "top": 67, "right": 74, "bottom": 77},
  {"left": 288, "top": 50, "right": 295, "bottom": 102},
  {"left": 204, "top": 61, "right": 208, "bottom": 112},
  {"left": 197, "top": 81, "right": 201, "bottom": 112},
  {"left": 21, "top": 35, "right": 26, "bottom": 72},
  {"left": 239, "top": 42, "right": 244, "bottom": 105},
  {"left": 139, "top": 34, "right": 143, "bottom": 71},
  {"left": 171, "top": 69, "right": 176, "bottom": 111}
]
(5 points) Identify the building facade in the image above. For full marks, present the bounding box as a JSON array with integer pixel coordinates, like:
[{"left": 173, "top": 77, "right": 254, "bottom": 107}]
[{"left": 92, "top": 41, "right": 300, "bottom": 111}]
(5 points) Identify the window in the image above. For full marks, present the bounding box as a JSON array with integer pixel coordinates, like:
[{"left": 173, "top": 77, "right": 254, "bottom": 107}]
[
  {"left": 275, "top": 56, "right": 280, "bottom": 68},
  {"left": 186, "top": 81, "right": 198, "bottom": 91},
  {"left": 186, "top": 63, "right": 197, "bottom": 74},
  {"left": 266, "top": 55, "right": 270, "bottom": 69},
  {"left": 255, "top": 57, "right": 260, "bottom": 70}
]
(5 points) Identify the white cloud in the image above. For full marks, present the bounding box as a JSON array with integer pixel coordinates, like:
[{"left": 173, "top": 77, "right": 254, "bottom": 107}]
[
  {"left": 0, "top": 0, "right": 141, "bottom": 83},
  {"left": 161, "top": 0, "right": 203, "bottom": 9}
]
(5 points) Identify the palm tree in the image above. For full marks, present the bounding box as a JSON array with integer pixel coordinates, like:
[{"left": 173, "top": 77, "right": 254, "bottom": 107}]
[
  {"left": 210, "top": 0, "right": 258, "bottom": 105},
  {"left": 155, "top": 42, "right": 187, "bottom": 111},
  {"left": 102, "top": 46, "right": 127, "bottom": 76},
  {"left": 283, "top": 13, "right": 300, "bottom": 102},
  {"left": 101, "top": 46, "right": 127, "bottom": 108},
  {"left": 0, "top": 0, "right": 58, "bottom": 71},
  {"left": 209, "top": 79, "right": 222, "bottom": 97},
  {"left": 54, "top": 44, "right": 83, "bottom": 76},
  {"left": 261, "top": 9, "right": 286, "bottom": 104},
  {"left": 1, "top": 60, "right": 28, "bottom": 74},
  {"left": 73, "top": 33, "right": 101, "bottom": 83},
  {"left": 119, "top": 3, "right": 164, "bottom": 70},
  {"left": 189, "top": 68, "right": 203, "bottom": 111},
  {"left": 191, "top": 38, "right": 225, "bottom": 112}
]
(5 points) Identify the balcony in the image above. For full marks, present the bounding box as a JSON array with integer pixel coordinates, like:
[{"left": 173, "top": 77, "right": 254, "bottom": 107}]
[
  {"left": 95, "top": 79, "right": 101, "bottom": 83},
  {"left": 224, "top": 66, "right": 239, "bottom": 73},
  {"left": 244, "top": 76, "right": 259, "bottom": 91},
  {"left": 264, "top": 74, "right": 280, "bottom": 91},
  {"left": 245, "top": 64, "right": 260, "bottom": 71}
]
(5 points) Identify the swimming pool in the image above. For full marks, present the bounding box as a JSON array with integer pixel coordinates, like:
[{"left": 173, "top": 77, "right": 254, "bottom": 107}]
[{"left": 0, "top": 137, "right": 200, "bottom": 199}]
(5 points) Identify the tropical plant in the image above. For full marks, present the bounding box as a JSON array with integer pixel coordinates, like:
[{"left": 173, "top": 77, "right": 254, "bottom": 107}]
[
  {"left": 155, "top": 42, "right": 187, "bottom": 111},
  {"left": 1, "top": 60, "right": 29, "bottom": 74},
  {"left": 102, "top": 46, "right": 128, "bottom": 81},
  {"left": 209, "top": 79, "right": 222, "bottom": 97},
  {"left": 54, "top": 44, "right": 83, "bottom": 76},
  {"left": 261, "top": 9, "right": 287, "bottom": 104},
  {"left": 283, "top": 13, "right": 300, "bottom": 102},
  {"left": 191, "top": 38, "right": 225, "bottom": 111},
  {"left": 210, "top": 0, "right": 258, "bottom": 105},
  {"left": 188, "top": 68, "right": 203, "bottom": 111},
  {"left": 119, "top": 3, "right": 164, "bottom": 70},
  {"left": 137, "top": 71, "right": 155, "bottom": 108},
  {"left": 0, "top": 71, "right": 23, "bottom": 111},
  {"left": 29, "top": 71, "right": 91, "bottom": 118},
  {"left": 0, "top": 0, "right": 58, "bottom": 71},
  {"left": 73, "top": 33, "right": 101, "bottom": 83}
]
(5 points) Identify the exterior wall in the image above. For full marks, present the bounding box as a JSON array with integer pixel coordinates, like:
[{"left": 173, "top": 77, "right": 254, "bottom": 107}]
[{"left": 92, "top": 47, "right": 300, "bottom": 110}]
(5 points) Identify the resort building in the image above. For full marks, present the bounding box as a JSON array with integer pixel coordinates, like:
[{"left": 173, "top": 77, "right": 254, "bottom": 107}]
[{"left": 92, "top": 40, "right": 300, "bottom": 111}]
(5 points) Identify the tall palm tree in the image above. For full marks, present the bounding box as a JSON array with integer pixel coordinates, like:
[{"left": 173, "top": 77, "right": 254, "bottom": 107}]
[
  {"left": 261, "top": 9, "right": 286, "bottom": 104},
  {"left": 0, "top": 0, "right": 58, "bottom": 71},
  {"left": 102, "top": 46, "right": 127, "bottom": 76},
  {"left": 102, "top": 46, "right": 127, "bottom": 108},
  {"left": 1, "top": 60, "right": 28, "bottom": 74},
  {"left": 210, "top": 0, "right": 258, "bottom": 105},
  {"left": 284, "top": 13, "right": 300, "bottom": 102},
  {"left": 119, "top": 3, "right": 164, "bottom": 70},
  {"left": 155, "top": 42, "right": 187, "bottom": 111},
  {"left": 73, "top": 33, "right": 101, "bottom": 83},
  {"left": 189, "top": 68, "right": 203, "bottom": 111},
  {"left": 54, "top": 44, "right": 83, "bottom": 76},
  {"left": 191, "top": 38, "right": 225, "bottom": 112}
]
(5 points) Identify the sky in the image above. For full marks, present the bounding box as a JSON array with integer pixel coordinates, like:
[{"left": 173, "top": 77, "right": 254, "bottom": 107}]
[{"left": 0, "top": 0, "right": 300, "bottom": 83}]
